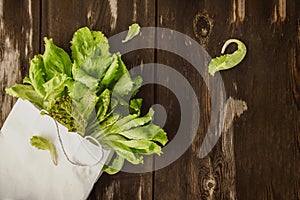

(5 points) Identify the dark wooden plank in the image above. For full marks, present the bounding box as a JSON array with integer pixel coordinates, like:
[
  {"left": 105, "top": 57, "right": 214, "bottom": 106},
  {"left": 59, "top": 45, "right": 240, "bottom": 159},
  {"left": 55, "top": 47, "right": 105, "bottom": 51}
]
[
  {"left": 0, "top": 0, "right": 40, "bottom": 127},
  {"left": 1, "top": 0, "right": 298, "bottom": 199},
  {"left": 154, "top": 0, "right": 233, "bottom": 199},
  {"left": 233, "top": 0, "right": 298, "bottom": 199},
  {"left": 42, "top": 0, "right": 155, "bottom": 199},
  {"left": 293, "top": 2, "right": 300, "bottom": 200},
  {"left": 155, "top": 0, "right": 299, "bottom": 199}
]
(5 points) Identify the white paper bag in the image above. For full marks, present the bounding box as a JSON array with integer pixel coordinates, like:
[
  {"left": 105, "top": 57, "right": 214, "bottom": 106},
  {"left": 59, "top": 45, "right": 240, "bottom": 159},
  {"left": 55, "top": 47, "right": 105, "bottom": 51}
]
[{"left": 0, "top": 99, "right": 111, "bottom": 200}]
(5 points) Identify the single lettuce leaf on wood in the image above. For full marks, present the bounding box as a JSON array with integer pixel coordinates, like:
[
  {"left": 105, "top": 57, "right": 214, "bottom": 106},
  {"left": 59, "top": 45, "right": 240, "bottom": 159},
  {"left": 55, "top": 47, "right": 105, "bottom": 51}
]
[
  {"left": 122, "top": 23, "right": 141, "bottom": 43},
  {"left": 208, "top": 39, "right": 247, "bottom": 76},
  {"left": 30, "top": 136, "right": 57, "bottom": 166}
]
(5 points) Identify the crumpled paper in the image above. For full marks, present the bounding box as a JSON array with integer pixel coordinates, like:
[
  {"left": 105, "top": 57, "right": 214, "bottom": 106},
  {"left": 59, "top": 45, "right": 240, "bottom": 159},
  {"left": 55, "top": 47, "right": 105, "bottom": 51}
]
[{"left": 0, "top": 99, "right": 111, "bottom": 200}]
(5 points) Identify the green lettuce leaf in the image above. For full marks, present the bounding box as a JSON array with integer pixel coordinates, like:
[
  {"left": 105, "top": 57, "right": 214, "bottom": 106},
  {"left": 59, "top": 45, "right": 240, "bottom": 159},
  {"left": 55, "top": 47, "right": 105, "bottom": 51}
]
[
  {"left": 115, "top": 108, "right": 154, "bottom": 132},
  {"left": 71, "top": 27, "right": 110, "bottom": 77},
  {"left": 43, "top": 38, "right": 72, "bottom": 79},
  {"left": 102, "top": 135, "right": 143, "bottom": 164},
  {"left": 98, "top": 53, "right": 128, "bottom": 91},
  {"left": 48, "top": 95, "right": 77, "bottom": 132},
  {"left": 122, "top": 23, "right": 141, "bottom": 43},
  {"left": 118, "top": 123, "right": 167, "bottom": 145},
  {"left": 43, "top": 73, "right": 73, "bottom": 109},
  {"left": 74, "top": 48, "right": 114, "bottom": 92},
  {"left": 102, "top": 155, "right": 124, "bottom": 175},
  {"left": 28, "top": 55, "right": 46, "bottom": 97},
  {"left": 129, "top": 98, "right": 142, "bottom": 115},
  {"left": 96, "top": 89, "right": 111, "bottom": 123},
  {"left": 6, "top": 25, "right": 168, "bottom": 173},
  {"left": 5, "top": 85, "right": 44, "bottom": 109},
  {"left": 208, "top": 39, "right": 247, "bottom": 76},
  {"left": 30, "top": 136, "right": 57, "bottom": 165},
  {"left": 118, "top": 139, "right": 162, "bottom": 155}
]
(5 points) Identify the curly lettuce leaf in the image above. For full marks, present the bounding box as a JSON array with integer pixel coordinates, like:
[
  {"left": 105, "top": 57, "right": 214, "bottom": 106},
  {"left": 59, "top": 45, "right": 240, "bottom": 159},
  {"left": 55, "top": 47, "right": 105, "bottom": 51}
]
[
  {"left": 208, "top": 39, "right": 247, "bottom": 76},
  {"left": 96, "top": 89, "right": 111, "bottom": 123},
  {"left": 102, "top": 135, "right": 143, "bottom": 164},
  {"left": 102, "top": 155, "right": 124, "bottom": 175},
  {"left": 118, "top": 123, "right": 167, "bottom": 145},
  {"left": 6, "top": 25, "right": 168, "bottom": 175},
  {"left": 74, "top": 48, "right": 114, "bottom": 92},
  {"left": 98, "top": 54, "right": 129, "bottom": 91},
  {"left": 43, "top": 38, "right": 72, "bottom": 79},
  {"left": 27, "top": 55, "right": 46, "bottom": 97},
  {"left": 5, "top": 85, "right": 44, "bottom": 109},
  {"left": 71, "top": 27, "right": 110, "bottom": 77},
  {"left": 43, "top": 74, "right": 73, "bottom": 109},
  {"left": 129, "top": 98, "right": 142, "bottom": 115},
  {"left": 30, "top": 136, "right": 57, "bottom": 166},
  {"left": 122, "top": 23, "right": 141, "bottom": 43},
  {"left": 48, "top": 95, "right": 77, "bottom": 132}
]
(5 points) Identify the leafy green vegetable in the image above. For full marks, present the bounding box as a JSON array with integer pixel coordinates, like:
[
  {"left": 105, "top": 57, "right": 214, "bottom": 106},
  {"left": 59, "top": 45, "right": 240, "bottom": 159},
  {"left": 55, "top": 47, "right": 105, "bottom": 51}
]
[
  {"left": 208, "top": 39, "right": 247, "bottom": 76},
  {"left": 30, "top": 136, "right": 57, "bottom": 166},
  {"left": 6, "top": 24, "right": 168, "bottom": 173},
  {"left": 71, "top": 27, "right": 110, "bottom": 77},
  {"left": 43, "top": 38, "right": 72, "bottom": 79},
  {"left": 5, "top": 85, "right": 44, "bottom": 109},
  {"left": 122, "top": 23, "right": 141, "bottom": 43},
  {"left": 43, "top": 73, "right": 73, "bottom": 109},
  {"left": 102, "top": 155, "right": 124, "bottom": 175},
  {"left": 28, "top": 55, "right": 46, "bottom": 97}
]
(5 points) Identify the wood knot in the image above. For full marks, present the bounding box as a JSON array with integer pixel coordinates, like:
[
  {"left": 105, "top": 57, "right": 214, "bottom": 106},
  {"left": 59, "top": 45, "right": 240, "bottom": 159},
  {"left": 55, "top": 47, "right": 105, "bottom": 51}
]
[
  {"left": 205, "top": 178, "right": 216, "bottom": 191},
  {"left": 193, "top": 12, "right": 213, "bottom": 45}
]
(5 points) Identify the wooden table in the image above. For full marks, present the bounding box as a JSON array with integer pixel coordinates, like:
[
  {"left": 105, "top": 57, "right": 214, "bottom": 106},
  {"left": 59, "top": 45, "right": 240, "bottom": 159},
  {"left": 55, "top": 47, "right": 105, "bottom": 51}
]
[{"left": 0, "top": 0, "right": 299, "bottom": 199}]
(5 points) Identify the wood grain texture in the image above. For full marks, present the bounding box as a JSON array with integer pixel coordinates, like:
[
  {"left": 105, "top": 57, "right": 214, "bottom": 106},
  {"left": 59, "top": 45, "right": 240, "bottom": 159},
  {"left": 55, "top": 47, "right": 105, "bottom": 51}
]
[
  {"left": 0, "top": 0, "right": 299, "bottom": 199},
  {"left": 154, "top": 0, "right": 299, "bottom": 199},
  {"left": 0, "top": 0, "right": 40, "bottom": 127},
  {"left": 154, "top": 0, "right": 241, "bottom": 199},
  {"left": 232, "top": 0, "right": 298, "bottom": 199}
]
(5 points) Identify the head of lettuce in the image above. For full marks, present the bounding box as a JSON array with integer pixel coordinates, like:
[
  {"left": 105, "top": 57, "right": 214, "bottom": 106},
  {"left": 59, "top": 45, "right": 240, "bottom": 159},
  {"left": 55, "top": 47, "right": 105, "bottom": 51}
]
[{"left": 6, "top": 25, "right": 168, "bottom": 174}]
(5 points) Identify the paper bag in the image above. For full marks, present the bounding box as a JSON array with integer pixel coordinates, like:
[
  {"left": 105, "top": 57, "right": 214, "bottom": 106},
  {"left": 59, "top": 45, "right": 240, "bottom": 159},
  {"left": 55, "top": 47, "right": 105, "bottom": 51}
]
[{"left": 0, "top": 99, "right": 111, "bottom": 200}]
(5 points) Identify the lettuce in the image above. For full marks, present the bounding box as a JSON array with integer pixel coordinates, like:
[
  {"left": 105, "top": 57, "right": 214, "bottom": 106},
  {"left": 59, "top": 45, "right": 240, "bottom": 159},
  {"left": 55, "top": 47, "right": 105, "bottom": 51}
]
[
  {"left": 30, "top": 136, "right": 57, "bottom": 166},
  {"left": 208, "top": 39, "right": 247, "bottom": 76},
  {"left": 122, "top": 23, "right": 141, "bottom": 43},
  {"left": 6, "top": 24, "right": 168, "bottom": 174}
]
